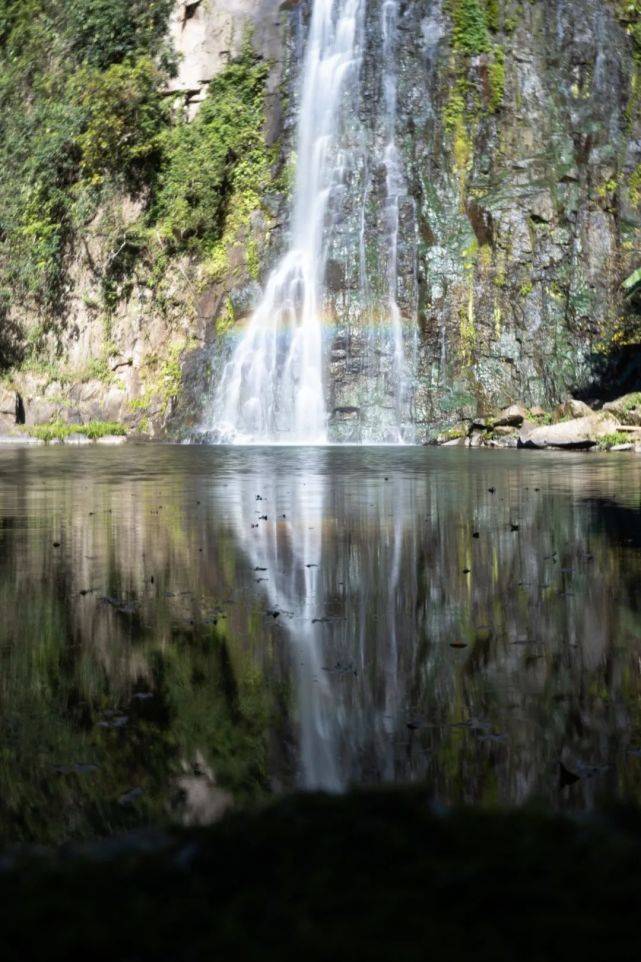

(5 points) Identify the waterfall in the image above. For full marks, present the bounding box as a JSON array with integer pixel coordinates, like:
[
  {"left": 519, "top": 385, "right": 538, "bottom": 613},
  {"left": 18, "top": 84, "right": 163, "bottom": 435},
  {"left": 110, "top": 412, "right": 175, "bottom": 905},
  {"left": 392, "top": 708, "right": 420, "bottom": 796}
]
[
  {"left": 208, "top": 0, "right": 416, "bottom": 445},
  {"left": 381, "top": 0, "right": 411, "bottom": 442}
]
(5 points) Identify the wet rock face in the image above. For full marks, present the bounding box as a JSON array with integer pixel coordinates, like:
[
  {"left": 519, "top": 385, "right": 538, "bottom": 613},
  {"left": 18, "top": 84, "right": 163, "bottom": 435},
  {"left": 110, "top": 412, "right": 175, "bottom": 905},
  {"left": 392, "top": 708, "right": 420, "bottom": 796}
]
[{"left": 395, "top": 0, "right": 641, "bottom": 437}]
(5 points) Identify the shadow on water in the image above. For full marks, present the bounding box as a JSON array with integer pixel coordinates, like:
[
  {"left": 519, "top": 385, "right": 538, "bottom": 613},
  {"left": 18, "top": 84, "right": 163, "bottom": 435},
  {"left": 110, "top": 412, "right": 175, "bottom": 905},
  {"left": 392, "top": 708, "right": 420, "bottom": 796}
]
[{"left": 2, "top": 444, "right": 641, "bottom": 842}]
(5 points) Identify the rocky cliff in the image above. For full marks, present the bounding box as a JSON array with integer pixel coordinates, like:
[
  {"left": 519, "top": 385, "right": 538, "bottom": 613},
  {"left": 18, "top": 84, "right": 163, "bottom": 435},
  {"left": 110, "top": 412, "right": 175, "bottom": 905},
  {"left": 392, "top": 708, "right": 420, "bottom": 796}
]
[{"left": 0, "top": 0, "right": 640, "bottom": 441}]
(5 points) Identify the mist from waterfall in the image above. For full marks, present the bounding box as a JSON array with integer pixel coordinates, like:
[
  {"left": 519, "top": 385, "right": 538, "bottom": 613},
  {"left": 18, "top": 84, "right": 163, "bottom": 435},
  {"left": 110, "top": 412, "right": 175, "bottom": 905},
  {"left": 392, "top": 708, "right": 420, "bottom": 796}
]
[{"left": 208, "top": 0, "right": 416, "bottom": 444}]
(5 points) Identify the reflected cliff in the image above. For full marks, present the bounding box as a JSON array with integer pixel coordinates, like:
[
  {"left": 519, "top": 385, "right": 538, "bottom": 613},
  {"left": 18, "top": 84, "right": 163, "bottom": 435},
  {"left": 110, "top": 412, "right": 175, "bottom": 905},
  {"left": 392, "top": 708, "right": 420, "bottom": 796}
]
[{"left": 2, "top": 444, "right": 641, "bottom": 842}]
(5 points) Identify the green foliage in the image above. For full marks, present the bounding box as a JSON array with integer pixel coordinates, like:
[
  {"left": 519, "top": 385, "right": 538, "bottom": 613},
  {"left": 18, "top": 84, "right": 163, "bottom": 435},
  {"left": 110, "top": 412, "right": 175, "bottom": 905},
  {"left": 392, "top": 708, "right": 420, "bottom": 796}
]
[
  {"left": 27, "top": 420, "right": 126, "bottom": 441},
  {"left": 485, "top": 0, "right": 500, "bottom": 32},
  {"left": 67, "top": 0, "right": 173, "bottom": 69},
  {"left": 73, "top": 57, "right": 168, "bottom": 188},
  {"left": 152, "top": 48, "right": 271, "bottom": 249},
  {"left": 597, "top": 431, "right": 634, "bottom": 450},
  {"left": 623, "top": 392, "right": 641, "bottom": 409},
  {"left": 450, "top": 0, "right": 491, "bottom": 54},
  {"left": 0, "top": 0, "right": 173, "bottom": 329},
  {"left": 528, "top": 411, "right": 554, "bottom": 425}
]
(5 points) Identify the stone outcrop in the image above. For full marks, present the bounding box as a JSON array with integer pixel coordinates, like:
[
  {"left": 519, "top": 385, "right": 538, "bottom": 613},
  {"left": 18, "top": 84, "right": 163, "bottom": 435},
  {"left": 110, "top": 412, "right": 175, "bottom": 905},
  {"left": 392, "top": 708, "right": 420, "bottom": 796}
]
[
  {"left": 166, "top": 0, "right": 284, "bottom": 117},
  {"left": 603, "top": 393, "right": 641, "bottom": 425},
  {"left": 518, "top": 412, "right": 621, "bottom": 449}
]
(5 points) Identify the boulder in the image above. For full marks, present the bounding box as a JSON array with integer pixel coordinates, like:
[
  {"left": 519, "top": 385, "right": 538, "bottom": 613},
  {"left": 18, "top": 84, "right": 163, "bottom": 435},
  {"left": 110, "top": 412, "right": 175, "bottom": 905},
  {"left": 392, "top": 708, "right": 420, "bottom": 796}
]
[
  {"left": 518, "top": 413, "right": 621, "bottom": 449},
  {"left": 493, "top": 404, "right": 529, "bottom": 428},
  {"left": 557, "top": 398, "right": 593, "bottom": 419},
  {"left": 470, "top": 417, "right": 488, "bottom": 430},
  {"left": 603, "top": 393, "right": 641, "bottom": 426}
]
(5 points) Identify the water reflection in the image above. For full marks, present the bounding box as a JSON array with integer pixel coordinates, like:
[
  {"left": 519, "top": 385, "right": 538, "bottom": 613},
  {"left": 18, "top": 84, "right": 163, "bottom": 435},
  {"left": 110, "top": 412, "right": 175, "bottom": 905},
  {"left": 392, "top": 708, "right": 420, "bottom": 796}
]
[{"left": 1, "top": 444, "right": 641, "bottom": 842}]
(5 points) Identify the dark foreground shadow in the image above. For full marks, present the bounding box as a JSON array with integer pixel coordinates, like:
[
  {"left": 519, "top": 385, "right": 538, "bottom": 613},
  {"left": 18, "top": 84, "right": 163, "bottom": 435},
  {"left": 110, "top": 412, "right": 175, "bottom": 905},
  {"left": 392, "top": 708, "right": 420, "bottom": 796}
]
[{"left": 2, "top": 787, "right": 641, "bottom": 961}]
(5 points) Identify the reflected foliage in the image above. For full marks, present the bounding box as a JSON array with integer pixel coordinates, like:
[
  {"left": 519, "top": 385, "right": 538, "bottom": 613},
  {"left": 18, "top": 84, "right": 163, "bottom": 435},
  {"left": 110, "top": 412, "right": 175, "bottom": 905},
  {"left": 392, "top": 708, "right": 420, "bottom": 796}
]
[{"left": 2, "top": 445, "right": 641, "bottom": 842}]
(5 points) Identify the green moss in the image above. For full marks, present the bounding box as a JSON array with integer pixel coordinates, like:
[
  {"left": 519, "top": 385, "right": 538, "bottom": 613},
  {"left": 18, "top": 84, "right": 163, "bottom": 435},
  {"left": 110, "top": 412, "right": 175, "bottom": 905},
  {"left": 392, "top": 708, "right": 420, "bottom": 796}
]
[
  {"left": 485, "top": 0, "right": 500, "bottom": 32},
  {"left": 488, "top": 45, "right": 505, "bottom": 113},
  {"left": 460, "top": 280, "right": 476, "bottom": 361},
  {"left": 444, "top": 4, "right": 505, "bottom": 198},
  {"left": 245, "top": 237, "right": 261, "bottom": 281},
  {"left": 82, "top": 356, "right": 115, "bottom": 384},
  {"left": 629, "top": 164, "right": 641, "bottom": 206}
]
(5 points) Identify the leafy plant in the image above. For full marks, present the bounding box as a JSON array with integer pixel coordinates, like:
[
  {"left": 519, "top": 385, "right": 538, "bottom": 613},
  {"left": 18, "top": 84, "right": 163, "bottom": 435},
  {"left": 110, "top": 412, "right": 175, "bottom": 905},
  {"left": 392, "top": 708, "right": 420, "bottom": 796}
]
[
  {"left": 597, "top": 431, "right": 634, "bottom": 450},
  {"left": 152, "top": 47, "right": 271, "bottom": 249},
  {"left": 27, "top": 420, "right": 126, "bottom": 441},
  {"left": 73, "top": 57, "right": 168, "bottom": 189}
]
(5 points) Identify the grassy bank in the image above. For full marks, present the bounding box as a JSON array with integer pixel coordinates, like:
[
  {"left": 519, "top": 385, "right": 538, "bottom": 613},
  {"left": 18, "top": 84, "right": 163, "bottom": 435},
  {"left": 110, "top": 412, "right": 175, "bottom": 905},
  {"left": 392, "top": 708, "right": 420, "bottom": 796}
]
[{"left": 26, "top": 420, "right": 126, "bottom": 441}]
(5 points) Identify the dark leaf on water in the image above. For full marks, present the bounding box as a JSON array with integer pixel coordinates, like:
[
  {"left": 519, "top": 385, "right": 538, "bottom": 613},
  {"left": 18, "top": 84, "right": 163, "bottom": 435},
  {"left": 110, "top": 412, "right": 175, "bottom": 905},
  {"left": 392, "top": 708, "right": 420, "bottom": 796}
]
[{"left": 559, "top": 762, "right": 581, "bottom": 788}]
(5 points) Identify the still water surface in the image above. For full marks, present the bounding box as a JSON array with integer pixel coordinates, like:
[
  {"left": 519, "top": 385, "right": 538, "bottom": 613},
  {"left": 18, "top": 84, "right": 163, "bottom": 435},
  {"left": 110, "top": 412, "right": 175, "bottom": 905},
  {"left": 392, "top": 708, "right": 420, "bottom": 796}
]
[{"left": 2, "top": 444, "right": 641, "bottom": 841}]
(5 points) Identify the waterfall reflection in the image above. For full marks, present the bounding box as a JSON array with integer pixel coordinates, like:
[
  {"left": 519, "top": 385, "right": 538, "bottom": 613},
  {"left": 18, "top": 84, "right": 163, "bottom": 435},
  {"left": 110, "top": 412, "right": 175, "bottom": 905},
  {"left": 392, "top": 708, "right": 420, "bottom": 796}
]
[
  {"left": 225, "top": 452, "right": 427, "bottom": 790},
  {"left": 2, "top": 445, "right": 641, "bottom": 843}
]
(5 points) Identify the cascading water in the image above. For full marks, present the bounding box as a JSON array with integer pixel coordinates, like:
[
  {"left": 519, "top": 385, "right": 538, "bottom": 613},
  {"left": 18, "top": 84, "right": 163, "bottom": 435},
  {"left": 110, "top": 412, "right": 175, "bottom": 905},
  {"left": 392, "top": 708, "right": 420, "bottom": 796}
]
[
  {"left": 210, "top": 0, "right": 366, "bottom": 444},
  {"left": 208, "top": 0, "right": 417, "bottom": 444},
  {"left": 380, "top": 0, "right": 413, "bottom": 443}
]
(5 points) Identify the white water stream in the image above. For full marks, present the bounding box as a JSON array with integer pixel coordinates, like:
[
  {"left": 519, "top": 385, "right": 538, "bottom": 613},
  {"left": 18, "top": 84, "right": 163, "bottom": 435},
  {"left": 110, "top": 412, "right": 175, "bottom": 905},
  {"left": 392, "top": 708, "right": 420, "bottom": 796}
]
[{"left": 209, "top": 0, "right": 414, "bottom": 444}]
